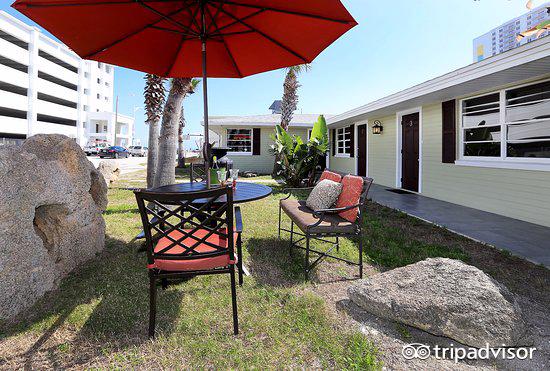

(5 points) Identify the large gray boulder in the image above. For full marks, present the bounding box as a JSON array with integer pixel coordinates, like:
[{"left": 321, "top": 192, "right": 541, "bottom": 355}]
[
  {"left": 0, "top": 134, "right": 107, "bottom": 320},
  {"left": 348, "top": 258, "right": 530, "bottom": 347}
]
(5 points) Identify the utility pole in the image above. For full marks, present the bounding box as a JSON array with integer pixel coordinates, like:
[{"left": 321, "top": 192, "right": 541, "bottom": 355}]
[{"left": 114, "top": 95, "right": 118, "bottom": 146}]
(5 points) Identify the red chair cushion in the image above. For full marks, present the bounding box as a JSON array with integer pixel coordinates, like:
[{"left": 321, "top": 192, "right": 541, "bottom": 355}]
[
  {"left": 335, "top": 175, "right": 364, "bottom": 222},
  {"left": 151, "top": 228, "right": 237, "bottom": 271},
  {"left": 319, "top": 170, "right": 342, "bottom": 183}
]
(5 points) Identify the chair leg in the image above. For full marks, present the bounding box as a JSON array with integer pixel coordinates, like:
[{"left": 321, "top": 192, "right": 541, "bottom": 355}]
[
  {"left": 230, "top": 265, "right": 239, "bottom": 335},
  {"left": 289, "top": 221, "right": 294, "bottom": 257},
  {"left": 336, "top": 236, "right": 340, "bottom": 252},
  {"left": 148, "top": 273, "right": 157, "bottom": 338},
  {"left": 237, "top": 233, "right": 244, "bottom": 286},
  {"left": 278, "top": 205, "right": 282, "bottom": 239},
  {"left": 304, "top": 235, "right": 310, "bottom": 281},
  {"left": 359, "top": 238, "right": 363, "bottom": 279}
]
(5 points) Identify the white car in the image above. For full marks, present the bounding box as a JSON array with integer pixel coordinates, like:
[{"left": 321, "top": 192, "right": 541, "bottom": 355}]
[
  {"left": 84, "top": 143, "right": 109, "bottom": 156},
  {"left": 129, "top": 145, "right": 148, "bottom": 157}
]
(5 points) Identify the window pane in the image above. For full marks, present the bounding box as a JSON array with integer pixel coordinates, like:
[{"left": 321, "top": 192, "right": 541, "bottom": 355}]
[
  {"left": 506, "top": 81, "right": 550, "bottom": 123},
  {"left": 227, "top": 129, "right": 252, "bottom": 152},
  {"left": 462, "top": 110, "right": 500, "bottom": 127},
  {"left": 507, "top": 141, "right": 550, "bottom": 158},
  {"left": 464, "top": 143, "right": 501, "bottom": 157},
  {"left": 464, "top": 126, "right": 501, "bottom": 142},
  {"left": 462, "top": 93, "right": 500, "bottom": 127},
  {"left": 507, "top": 119, "right": 550, "bottom": 141}
]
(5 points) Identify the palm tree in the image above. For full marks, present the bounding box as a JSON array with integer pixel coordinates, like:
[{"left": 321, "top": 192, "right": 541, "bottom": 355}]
[
  {"left": 177, "top": 78, "right": 200, "bottom": 168},
  {"left": 143, "top": 74, "right": 166, "bottom": 188},
  {"left": 280, "top": 64, "right": 311, "bottom": 130},
  {"left": 273, "top": 64, "right": 311, "bottom": 175},
  {"left": 154, "top": 78, "right": 195, "bottom": 188}
]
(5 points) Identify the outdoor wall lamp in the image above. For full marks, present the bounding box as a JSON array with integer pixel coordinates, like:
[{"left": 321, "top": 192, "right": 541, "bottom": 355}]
[{"left": 372, "top": 120, "right": 383, "bottom": 135}]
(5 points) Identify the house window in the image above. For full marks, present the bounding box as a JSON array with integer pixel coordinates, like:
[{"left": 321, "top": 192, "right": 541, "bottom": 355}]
[
  {"left": 227, "top": 129, "right": 252, "bottom": 153},
  {"left": 336, "top": 127, "right": 351, "bottom": 155},
  {"left": 460, "top": 79, "right": 550, "bottom": 164}
]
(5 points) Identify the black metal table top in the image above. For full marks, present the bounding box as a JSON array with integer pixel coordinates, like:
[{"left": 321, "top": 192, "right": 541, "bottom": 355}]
[{"left": 149, "top": 181, "right": 273, "bottom": 204}]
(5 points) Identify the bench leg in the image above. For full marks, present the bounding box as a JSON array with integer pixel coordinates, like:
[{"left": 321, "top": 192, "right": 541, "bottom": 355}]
[
  {"left": 304, "top": 235, "right": 310, "bottom": 281},
  {"left": 359, "top": 238, "right": 363, "bottom": 279},
  {"left": 289, "top": 221, "right": 294, "bottom": 257}
]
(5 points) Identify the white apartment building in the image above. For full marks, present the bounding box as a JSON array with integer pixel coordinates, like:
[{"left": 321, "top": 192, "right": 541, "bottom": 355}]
[
  {"left": 473, "top": 2, "right": 549, "bottom": 62},
  {"left": 0, "top": 11, "right": 134, "bottom": 147}
]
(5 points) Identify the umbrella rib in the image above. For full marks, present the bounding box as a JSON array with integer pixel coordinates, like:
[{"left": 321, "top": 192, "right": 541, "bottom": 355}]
[
  {"left": 137, "top": 0, "right": 199, "bottom": 36},
  {"left": 208, "top": 0, "right": 355, "bottom": 25},
  {"left": 165, "top": 4, "right": 202, "bottom": 76},
  {"left": 82, "top": 5, "right": 190, "bottom": 58},
  {"left": 209, "top": 8, "right": 264, "bottom": 35},
  {"left": 216, "top": 6, "right": 308, "bottom": 63},
  {"left": 205, "top": 2, "right": 243, "bottom": 78},
  {"left": 16, "top": 0, "right": 193, "bottom": 7}
]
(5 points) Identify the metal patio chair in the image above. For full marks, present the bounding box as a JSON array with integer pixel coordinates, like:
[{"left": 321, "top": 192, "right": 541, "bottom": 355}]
[
  {"left": 135, "top": 186, "right": 243, "bottom": 337},
  {"left": 190, "top": 163, "right": 207, "bottom": 183},
  {"left": 278, "top": 171, "right": 373, "bottom": 280}
]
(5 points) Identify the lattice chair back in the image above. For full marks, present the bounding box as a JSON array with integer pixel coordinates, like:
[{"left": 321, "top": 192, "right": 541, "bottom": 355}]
[
  {"left": 134, "top": 187, "right": 235, "bottom": 270},
  {"left": 190, "top": 163, "right": 207, "bottom": 183}
]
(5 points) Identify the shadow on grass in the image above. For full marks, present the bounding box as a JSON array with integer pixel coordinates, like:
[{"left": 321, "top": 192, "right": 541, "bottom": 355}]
[
  {"left": 246, "top": 237, "right": 306, "bottom": 287},
  {"left": 0, "top": 235, "right": 184, "bottom": 368}
]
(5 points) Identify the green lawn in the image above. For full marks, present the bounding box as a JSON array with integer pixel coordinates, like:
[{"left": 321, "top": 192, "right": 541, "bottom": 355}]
[{"left": 0, "top": 170, "right": 486, "bottom": 369}]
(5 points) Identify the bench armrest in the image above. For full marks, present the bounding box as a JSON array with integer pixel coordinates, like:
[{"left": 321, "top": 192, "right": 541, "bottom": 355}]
[{"left": 281, "top": 187, "right": 315, "bottom": 201}]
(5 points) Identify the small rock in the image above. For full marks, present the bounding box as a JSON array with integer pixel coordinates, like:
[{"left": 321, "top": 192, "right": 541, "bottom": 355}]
[
  {"left": 97, "top": 160, "right": 121, "bottom": 185},
  {"left": 348, "top": 258, "right": 530, "bottom": 347}
]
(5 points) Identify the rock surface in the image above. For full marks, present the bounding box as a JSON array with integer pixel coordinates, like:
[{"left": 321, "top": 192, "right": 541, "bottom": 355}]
[
  {"left": 348, "top": 258, "right": 529, "bottom": 347},
  {"left": 0, "top": 134, "right": 107, "bottom": 320},
  {"left": 97, "top": 160, "right": 121, "bottom": 185}
]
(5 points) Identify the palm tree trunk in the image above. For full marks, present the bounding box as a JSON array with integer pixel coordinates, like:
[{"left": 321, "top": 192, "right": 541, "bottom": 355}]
[
  {"left": 177, "top": 107, "right": 185, "bottom": 168},
  {"left": 154, "top": 78, "right": 190, "bottom": 188},
  {"left": 146, "top": 118, "right": 160, "bottom": 188}
]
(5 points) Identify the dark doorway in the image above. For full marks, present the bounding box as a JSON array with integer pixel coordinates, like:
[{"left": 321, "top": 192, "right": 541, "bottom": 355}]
[
  {"left": 401, "top": 112, "right": 420, "bottom": 192},
  {"left": 357, "top": 124, "right": 367, "bottom": 176}
]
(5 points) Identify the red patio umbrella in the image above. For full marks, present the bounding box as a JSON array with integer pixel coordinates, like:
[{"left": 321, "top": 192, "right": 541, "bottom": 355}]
[{"left": 12, "top": 0, "right": 357, "bottom": 187}]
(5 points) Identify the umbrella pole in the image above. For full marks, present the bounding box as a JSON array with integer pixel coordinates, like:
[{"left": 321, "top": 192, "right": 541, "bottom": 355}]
[
  {"left": 200, "top": 0, "right": 211, "bottom": 189},
  {"left": 202, "top": 38, "right": 210, "bottom": 189}
]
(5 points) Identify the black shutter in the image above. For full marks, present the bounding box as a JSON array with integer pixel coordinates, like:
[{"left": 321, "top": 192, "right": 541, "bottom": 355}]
[
  {"left": 252, "top": 128, "right": 261, "bottom": 155},
  {"left": 331, "top": 128, "right": 336, "bottom": 156},
  {"left": 348, "top": 125, "right": 355, "bottom": 157},
  {"left": 442, "top": 100, "right": 457, "bottom": 163}
]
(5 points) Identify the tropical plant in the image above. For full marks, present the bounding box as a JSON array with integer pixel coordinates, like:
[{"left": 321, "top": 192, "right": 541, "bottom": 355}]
[
  {"left": 177, "top": 79, "right": 200, "bottom": 168},
  {"left": 143, "top": 74, "right": 166, "bottom": 188},
  {"left": 270, "top": 115, "right": 328, "bottom": 187},
  {"left": 153, "top": 78, "right": 195, "bottom": 188}
]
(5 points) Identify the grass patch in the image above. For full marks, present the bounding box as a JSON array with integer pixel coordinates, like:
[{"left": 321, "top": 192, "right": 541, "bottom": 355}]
[
  {"left": 361, "top": 205, "right": 470, "bottom": 269},
  {"left": 0, "top": 182, "right": 381, "bottom": 369}
]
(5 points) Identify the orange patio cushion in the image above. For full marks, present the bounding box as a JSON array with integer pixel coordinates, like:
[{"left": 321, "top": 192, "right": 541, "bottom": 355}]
[
  {"left": 151, "top": 228, "right": 236, "bottom": 272},
  {"left": 319, "top": 170, "right": 342, "bottom": 183},
  {"left": 335, "top": 175, "right": 363, "bottom": 222}
]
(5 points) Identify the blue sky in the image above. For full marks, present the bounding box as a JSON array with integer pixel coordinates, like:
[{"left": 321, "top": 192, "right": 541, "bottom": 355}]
[{"left": 2, "top": 0, "right": 538, "bottom": 146}]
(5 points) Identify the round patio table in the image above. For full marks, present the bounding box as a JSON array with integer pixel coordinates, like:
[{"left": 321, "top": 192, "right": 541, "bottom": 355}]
[{"left": 150, "top": 181, "right": 273, "bottom": 204}]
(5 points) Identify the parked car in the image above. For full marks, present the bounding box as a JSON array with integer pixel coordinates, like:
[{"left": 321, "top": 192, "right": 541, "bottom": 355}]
[
  {"left": 98, "top": 146, "right": 130, "bottom": 159},
  {"left": 84, "top": 143, "right": 109, "bottom": 156},
  {"left": 129, "top": 145, "right": 148, "bottom": 157}
]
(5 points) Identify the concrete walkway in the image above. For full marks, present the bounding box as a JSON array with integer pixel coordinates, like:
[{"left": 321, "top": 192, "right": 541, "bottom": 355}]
[{"left": 368, "top": 184, "right": 550, "bottom": 268}]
